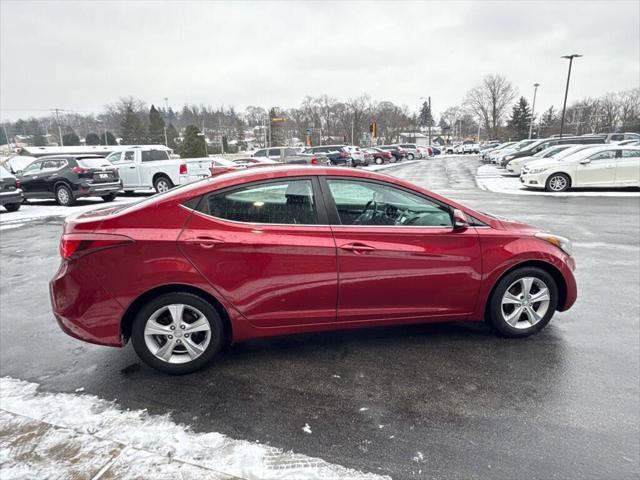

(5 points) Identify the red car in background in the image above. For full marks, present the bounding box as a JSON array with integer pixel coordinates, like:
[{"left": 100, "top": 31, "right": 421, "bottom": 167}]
[
  {"left": 50, "top": 166, "right": 577, "bottom": 374},
  {"left": 367, "top": 147, "right": 393, "bottom": 165}
]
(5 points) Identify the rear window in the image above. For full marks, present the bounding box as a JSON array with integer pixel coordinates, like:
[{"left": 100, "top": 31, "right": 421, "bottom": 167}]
[
  {"left": 78, "top": 158, "right": 111, "bottom": 168},
  {"left": 141, "top": 150, "right": 170, "bottom": 162}
]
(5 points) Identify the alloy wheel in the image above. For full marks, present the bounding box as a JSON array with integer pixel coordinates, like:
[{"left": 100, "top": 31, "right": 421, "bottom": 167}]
[
  {"left": 57, "top": 187, "right": 70, "bottom": 205},
  {"left": 500, "top": 277, "right": 551, "bottom": 329},
  {"left": 548, "top": 175, "right": 568, "bottom": 192},
  {"left": 156, "top": 179, "right": 171, "bottom": 193},
  {"left": 144, "top": 304, "right": 211, "bottom": 364}
]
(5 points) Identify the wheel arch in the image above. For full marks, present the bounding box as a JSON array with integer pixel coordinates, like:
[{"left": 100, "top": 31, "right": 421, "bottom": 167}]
[
  {"left": 120, "top": 283, "right": 232, "bottom": 346},
  {"left": 152, "top": 172, "right": 172, "bottom": 185},
  {"left": 483, "top": 260, "right": 568, "bottom": 321}
]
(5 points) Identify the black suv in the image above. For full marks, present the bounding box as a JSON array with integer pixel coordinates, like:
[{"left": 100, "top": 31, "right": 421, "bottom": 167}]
[
  {"left": 302, "top": 145, "right": 352, "bottom": 166},
  {"left": 16, "top": 155, "right": 121, "bottom": 206}
]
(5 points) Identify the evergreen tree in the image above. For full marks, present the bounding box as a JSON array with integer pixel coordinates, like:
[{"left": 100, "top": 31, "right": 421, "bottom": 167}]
[
  {"left": 62, "top": 131, "right": 81, "bottom": 146},
  {"left": 418, "top": 101, "right": 434, "bottom": 128},
  {"left": 235, "top": 118, "right": 245, "bottom": 148},
  {"left": 165, "top": 123, "right": 179, "bottom": 150},
  {"left": 180, "top": 125, "right": 206, "bottom": 158},
  {"left": 507, "top": 96, "right": 532, "bottom": 140},
  {"left": 120, "top": 107, "right": 146, "bottom": 144},
  {"left": 148, "top": 104, "right": 166, "bottom": 144},
  {"left": 85, "top": 133, "right": 101, "bottom": 145},
  {"left": 100, "top": 131, "right": 117, "bottom": 145}
]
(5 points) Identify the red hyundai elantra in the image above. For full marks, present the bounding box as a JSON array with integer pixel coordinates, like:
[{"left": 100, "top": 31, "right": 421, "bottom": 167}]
[{"left": 50, "top": 166, "right": 577, "bottom": 374}]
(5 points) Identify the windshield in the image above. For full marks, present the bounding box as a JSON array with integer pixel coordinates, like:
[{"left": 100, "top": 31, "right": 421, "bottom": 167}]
[{"left": 514, "top": 140, "right": 538, "bottom": 151}]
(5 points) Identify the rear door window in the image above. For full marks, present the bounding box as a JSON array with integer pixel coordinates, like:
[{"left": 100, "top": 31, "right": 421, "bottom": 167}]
[
  {"left": 202, "top": 179, "right": 318, "bottom": 225},
  {"left": 141, "top": 150, "right": 170, "bottom": 162}
]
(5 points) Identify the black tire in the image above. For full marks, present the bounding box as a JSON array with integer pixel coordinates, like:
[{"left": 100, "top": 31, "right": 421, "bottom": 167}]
[
  {"left": 153, "top": 175, "right": 173, "bottom": 194},
  {"left": 407, "top": 153, "right": 415, "bottom": 160},
  {"left": 4, "top": 203, "right": 21, "bottom": 212},
  {"left": 101, "top": 193, "right": 117, "bottom": 202},
  {"left": 545, "top": 173, "right": 571, "bottom": 192},
  {"left": 487, "top": 267, "right": 559, "bottom": 338},
  {"left": 375, "top": 157, "right": 383, "bottom": 165},
  {"left": 55, "top": 184, "right": 75, "bottom": 206},
  {"left": 131, "top": 292, "right": 224, "bottom": 374}
]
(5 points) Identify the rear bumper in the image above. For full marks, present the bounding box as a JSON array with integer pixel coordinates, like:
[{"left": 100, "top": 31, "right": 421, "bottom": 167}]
[
  {"left": 178, "top": 174, "right": 210, "bottom": 185},
  {"left": 77, "top": 181, "right": 122, "bottom": 198},
  {"left": 0, "top": 189, "right": 23, "bottom": 206},
  {"left": 49, "top": 259, "right": 124, "bottom": 347}
]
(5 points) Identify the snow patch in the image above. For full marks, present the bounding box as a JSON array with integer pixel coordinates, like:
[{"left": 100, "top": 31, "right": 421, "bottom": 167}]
[
  {"left": 0, "top": 377, "right": 388, "bottom": 480},
  {"left": 302, "top": 423, "right": 312, "bottom": 434}
]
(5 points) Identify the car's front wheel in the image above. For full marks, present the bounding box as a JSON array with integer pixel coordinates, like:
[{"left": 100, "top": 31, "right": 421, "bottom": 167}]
[
  {"left": 545, "top": 173, "right": 571, "bottom": 192},
  {"left": 101, "top": 193, "right": 117, "bottom": 202},
  {"left": 4, "top": 203, "right": 21, "bottom": 212},
  {"left": 407, "top": 153, "right": 414, "bottom": 160},
  {"left": 131, "top": 292, "right": 224, "bottom": 374},
  {"left": 487, "top": 267, "right": 558, "bottom": 338},
  {"left": 375, "top": 157, "right": 383, "bottom": 165}
]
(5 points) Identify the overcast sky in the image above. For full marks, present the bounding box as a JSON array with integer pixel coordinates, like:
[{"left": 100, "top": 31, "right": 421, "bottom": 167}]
[{"left": 1, "top": 0, "right": 638, "bottom": 121}]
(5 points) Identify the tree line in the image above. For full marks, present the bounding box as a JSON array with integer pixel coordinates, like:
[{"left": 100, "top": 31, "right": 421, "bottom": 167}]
[{"left": 2, "top": 80, "right": 638, "bottom": 154}]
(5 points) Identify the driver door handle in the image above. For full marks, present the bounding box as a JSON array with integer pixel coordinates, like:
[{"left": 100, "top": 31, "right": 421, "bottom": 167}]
[
  {"left": 183, "top": 236, "right": 225, "bottom": 249},
  {"left": 340, "top": 242, "right": 376, "bottom": 253}
]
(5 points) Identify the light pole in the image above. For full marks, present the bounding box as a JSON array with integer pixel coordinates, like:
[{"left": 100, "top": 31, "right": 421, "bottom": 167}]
[
  {"left": 559, "top": 54, "right": 582, "bottom": 137},
  {"left": 528, "top": 83, "right": 540, "bottom": 139}
]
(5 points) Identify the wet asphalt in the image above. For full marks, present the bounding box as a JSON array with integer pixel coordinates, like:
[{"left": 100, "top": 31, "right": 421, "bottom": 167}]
[{"left": 1, "top": 156, "right": 639, "bottom": 479}]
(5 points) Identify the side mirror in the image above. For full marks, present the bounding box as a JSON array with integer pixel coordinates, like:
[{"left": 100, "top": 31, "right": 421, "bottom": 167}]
[
  {"left": 452, "top": 208, "right": 469, "bottom": 230},
  {"left": 15, "top": 170, "right": 23, "bottom": 175},
  {"left": 580, "top": 158, "right": 591, "bottom": 164}
]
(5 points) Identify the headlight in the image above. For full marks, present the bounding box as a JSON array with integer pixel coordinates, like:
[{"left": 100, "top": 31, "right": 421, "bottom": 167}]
[
  {"left": 529, "top": 167, "right": 548, "bottom": 174},
  {"left": 504, "top": 155, "right": 515, "bottom": 161},
  {"left": 535, "top": 232, "right": 573, "bottom": 256}
]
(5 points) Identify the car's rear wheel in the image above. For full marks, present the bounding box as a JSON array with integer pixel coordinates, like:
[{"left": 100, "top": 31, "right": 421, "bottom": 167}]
[
  {"left": 375, "top": 157, "right": 383, "bottom": 165},
  {"left": 153, "top": 175, "right": 173, "bottom": 193},
  {"left": 407, "top": 153, "right": 414, "bottom": 160},
  {"left": 132, "top": 292, "right": 224, "bottom": 374},
  {"left": 55, "top": 184, "right": 75, "bottom": 206},
  {"left": 545, "top": 173, "right": 570, "bottom": 192},
  {"left": 101, "top": 193, "right": 117, "bottom": 202},
  {"left": 487, "top": 267, "right": 558, "bottom": 338},
  {"left": 4, "top": 203, "right": 21, "bottom": 212}
]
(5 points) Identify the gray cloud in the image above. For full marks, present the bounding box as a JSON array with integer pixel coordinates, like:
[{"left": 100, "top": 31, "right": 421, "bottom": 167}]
[{"left": 1, "top": 0, "right": 638, "bottom": 120}]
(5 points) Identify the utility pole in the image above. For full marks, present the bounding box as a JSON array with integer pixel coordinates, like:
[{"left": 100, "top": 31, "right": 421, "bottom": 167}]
[
  {"left": 201, "top": 119, "right": 208, "bottom": 157},
  {"left": 428, "top": 96, "right": 432, "bottom": 145},
  {"left": 2, "top": 124, "right": 10, "bottom": 146},
  {"left": 351, "top": 117, "right": 355, "bottom": 145},
  {"left": 559, "top": 54, "right": 582, "bottom": 138},
  {"left": 163, "top": 126, "right": 168, "bottom": 147},
  {"left": 528, "top": 83, "right": 540, "bottom": 139},
  {"left": 54, "top": 108, "right": 64, "bottom": 146}
]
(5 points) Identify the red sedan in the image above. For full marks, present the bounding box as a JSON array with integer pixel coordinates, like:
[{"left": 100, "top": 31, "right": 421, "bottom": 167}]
[{"left": 50, "top": 166, "right": 577, "bottom": 374}]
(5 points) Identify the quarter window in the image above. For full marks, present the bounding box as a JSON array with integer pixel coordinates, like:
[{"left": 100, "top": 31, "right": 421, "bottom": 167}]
[
  {"left": 203, "top": 179, "right": 318, "bottom": 225},
  {"left": 326, "top": 179, "right": 452, "bottom": 227}
]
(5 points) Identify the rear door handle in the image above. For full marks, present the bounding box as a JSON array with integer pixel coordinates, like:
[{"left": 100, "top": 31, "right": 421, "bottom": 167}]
[
  {"left": 184, "top": 236, "right": 224, "bottom": 249},
  {"left": 340, "top": 242, "right": 375, "bottom": 253}
]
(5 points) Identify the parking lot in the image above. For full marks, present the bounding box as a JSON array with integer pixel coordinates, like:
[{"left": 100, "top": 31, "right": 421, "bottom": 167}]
[{"left": 1, "top": 155, "right": 639, "bottom": 479}]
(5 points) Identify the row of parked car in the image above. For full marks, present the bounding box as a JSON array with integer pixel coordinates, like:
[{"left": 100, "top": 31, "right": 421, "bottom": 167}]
[
  {"left": 252, "top": 143, "right": 442, "bottom": 166},
  {"left": 0, "top": 141, "right": 443, "bottom": 211},
  {"left": 481, "top": 133, "right": 640, "bottom": 192}
]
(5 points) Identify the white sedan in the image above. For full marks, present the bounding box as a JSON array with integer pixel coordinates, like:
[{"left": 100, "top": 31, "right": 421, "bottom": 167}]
[{"left": 521, "top": 146, "right": 640, "bottom": 192}]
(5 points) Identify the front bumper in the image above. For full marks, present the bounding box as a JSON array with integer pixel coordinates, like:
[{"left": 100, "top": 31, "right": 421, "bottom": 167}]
[
  {"left": 520, "top": 172, "right": 547, "bottom": 189},
  {"left": 0, "top": 188, "right": 24, "bottom": 206}
]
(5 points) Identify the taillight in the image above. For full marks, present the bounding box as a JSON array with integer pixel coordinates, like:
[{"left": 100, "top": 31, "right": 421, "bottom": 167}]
[
  {"left": 310, "top": 157, "right": 318, "bottom": 165},
  {"left": 60, "top": 233, "right": 134, "bottom": 260},
  {"left": 70, "top": 166, "right": 87, "bottom": 174},
  {"left": 15, "top": 179, "right": 21, "bottom": 189},
  {"left": 179, "top": 163, "right": 188, "bottom": 175}
]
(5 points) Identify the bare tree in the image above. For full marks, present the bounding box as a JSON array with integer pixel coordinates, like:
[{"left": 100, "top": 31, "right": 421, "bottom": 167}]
[
  {"left": 464, "top": 74, "right": 517, "bottom": 139},
  {"left": 617, "top": 88, "right": 640, "bottom": 131}
]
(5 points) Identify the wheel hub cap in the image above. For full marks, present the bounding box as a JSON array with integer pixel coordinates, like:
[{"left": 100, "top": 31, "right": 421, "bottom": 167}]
[{"left": 500, "top": 277, "right": 550, "bottom": 330}]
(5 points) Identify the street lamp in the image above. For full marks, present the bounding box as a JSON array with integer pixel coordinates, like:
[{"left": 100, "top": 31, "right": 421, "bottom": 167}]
[
  {"left": 528, "top": 83, "right": 540, "bottom": 139},
  {"left": 559, "top": 54, "right": 582, "bottom": 137}
]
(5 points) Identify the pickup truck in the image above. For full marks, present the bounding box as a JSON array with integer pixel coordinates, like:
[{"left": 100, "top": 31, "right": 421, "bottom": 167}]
[
  {"left": 462, "top": 143, "right": 480, "bottom": 154},
  {"left": 105, "top": 147, "right": 212, "bottom": 193}
]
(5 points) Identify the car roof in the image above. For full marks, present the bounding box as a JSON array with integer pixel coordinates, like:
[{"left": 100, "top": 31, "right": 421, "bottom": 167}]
[{"left": 36, "top": 154, "right": 104, "bottom": 160}]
